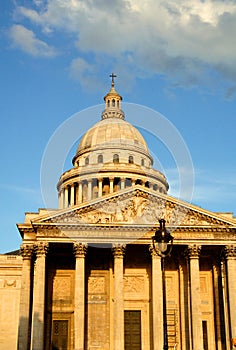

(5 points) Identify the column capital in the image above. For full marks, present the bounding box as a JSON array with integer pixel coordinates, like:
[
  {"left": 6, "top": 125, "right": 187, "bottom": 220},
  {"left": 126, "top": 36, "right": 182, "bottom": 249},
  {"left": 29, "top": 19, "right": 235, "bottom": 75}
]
[
  {"left": 223, "top": 245, "right": 236, "bottom": 259},
  {"left": 73, "top": 242, "right": 88, "bottom": 258},
  {"left": 34, "top": 242, "right": 49, "bottom": 257},
  {"left": 20, "top": 244, "right": 34, "bottom": 260},
  {"left": 112, "top": 243, "right": 126, "bottom": 258},
  {"left": 185, "top": 244, "right": 201, "bottom": 259}
]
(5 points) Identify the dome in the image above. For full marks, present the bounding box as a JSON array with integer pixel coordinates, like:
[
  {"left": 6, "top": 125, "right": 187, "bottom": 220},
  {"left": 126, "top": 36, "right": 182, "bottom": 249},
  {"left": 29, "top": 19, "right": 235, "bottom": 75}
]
[
  {"left": 75, "top": 117, "right": 150, "bottom": 157},
  {"left": 73, "top": 76, "right": 152, "bottom": 165},
  {"left": 58, "top": 75, "right": 169, "bottom": 210}
]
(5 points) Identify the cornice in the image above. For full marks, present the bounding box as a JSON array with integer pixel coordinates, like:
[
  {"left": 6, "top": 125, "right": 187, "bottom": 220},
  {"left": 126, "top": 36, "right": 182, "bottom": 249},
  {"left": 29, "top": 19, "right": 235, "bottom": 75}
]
[{"left": 57, "top": 164, "right": 167, "bottom": 189}]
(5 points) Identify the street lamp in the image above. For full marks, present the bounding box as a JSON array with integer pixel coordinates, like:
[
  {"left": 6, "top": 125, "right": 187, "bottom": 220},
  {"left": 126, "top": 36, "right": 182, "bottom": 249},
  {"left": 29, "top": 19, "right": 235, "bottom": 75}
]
[{"left": 152, "top": 219, "right": 174, "bottom": 350}]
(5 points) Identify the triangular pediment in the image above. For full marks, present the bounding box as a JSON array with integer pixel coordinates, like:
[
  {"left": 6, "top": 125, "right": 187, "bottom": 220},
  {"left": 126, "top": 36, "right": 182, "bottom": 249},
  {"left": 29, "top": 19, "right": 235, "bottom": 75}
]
[{"left": 32, "top": 186, "right": 236, "bottom": 229}]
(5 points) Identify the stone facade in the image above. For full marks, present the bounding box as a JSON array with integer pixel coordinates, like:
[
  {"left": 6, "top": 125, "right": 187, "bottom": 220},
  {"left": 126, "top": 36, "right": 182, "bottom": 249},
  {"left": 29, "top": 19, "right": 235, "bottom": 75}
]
[{"left": 1, "top": 79, "right": 236, "bottom": 350}]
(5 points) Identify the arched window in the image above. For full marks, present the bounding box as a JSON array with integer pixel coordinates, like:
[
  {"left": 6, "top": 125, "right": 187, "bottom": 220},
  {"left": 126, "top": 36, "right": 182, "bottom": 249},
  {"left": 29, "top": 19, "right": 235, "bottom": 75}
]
[
  {"left": 108, "top": 100, "right": 110, "bottom": 107},
  {"left": 112, "top": 99, "right": 115, "bottom": 107},
  {"left": 113, "top": 154, "right": 119, "bottom": 164},
  {"left": 128, "top": 156, "right": 134, "bottom": 164},
  {"left": 85, "top": 157, "right": 89, "bottom": 165},
  {"left": 98, "top": 154, "right": 103, "bottom": 164}
]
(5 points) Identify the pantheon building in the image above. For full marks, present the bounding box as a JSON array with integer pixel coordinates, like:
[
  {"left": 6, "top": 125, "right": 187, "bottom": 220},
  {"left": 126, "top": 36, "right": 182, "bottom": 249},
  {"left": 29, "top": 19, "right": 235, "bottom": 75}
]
[{"left": 1, "top": 78, "right": 236, "bottom": 350}]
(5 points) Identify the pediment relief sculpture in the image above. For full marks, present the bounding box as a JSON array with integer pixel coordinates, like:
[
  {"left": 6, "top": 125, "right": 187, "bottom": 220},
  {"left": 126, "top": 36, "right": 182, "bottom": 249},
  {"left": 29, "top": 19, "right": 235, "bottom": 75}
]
[{"left": 40, "top": 191, "right": 230, "bottom": 228}]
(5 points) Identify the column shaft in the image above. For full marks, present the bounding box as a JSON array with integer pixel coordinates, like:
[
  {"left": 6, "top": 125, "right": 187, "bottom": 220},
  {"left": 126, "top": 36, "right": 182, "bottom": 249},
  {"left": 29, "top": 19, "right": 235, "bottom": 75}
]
[
  {"left": 186, "top": 245, "right": 203, "bottom": 350},
  {"left": 31, "top": 242, "right": 48, "bottom": 350},
  {"left": 87, "top": 180, "right": 92, "bottom": 201},
  {"left": 98, "top": 178, "right": 103, "bottom": 197},
  {"left": 78, "top": 182, "right": 82, "bottom": 203},
  {"left": 110, "top": 178, "right": 114, "bottom": 194},
  {"left": 112, "top": 244, "right": 126, "bottom": 350},
  {"left": 150, "top": 247, "right": 163, "bottom": 350},
  {"left": 64, "top": 186, "right": 69, "bottom": 208},
  {"left": 74, "top": 243, "right": 88, "bottom": 350},
  {"left": 70, "top": 184, "right": 75, "bottom": 206},
  {"left": 224, "top": 245, "right": 236, "bottom": 345},
  {"left": 58, "top": 190, "right": 63, "bottom": 209},
  {"left": 18, "top": 245, "right": 33, "bottom": 350}
]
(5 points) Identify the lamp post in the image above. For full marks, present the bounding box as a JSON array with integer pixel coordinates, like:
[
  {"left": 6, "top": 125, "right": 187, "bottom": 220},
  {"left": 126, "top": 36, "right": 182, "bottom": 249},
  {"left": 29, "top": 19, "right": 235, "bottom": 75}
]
[{"left": 152, "top": 219, "right": 174, "bottom": 350}]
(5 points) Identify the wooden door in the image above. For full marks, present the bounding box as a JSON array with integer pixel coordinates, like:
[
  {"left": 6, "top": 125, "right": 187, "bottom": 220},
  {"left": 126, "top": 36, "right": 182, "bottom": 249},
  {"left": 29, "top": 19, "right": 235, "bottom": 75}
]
[
  {"left": 124, "top": 310, "right": 141, "bottom": 350},
  {"left": 52, "top": 320, "right": 68, "bottom": 350}
]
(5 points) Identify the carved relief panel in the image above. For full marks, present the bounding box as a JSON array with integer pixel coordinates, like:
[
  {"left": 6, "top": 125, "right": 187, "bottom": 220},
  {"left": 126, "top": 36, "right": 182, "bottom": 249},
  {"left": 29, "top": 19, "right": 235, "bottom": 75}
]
[
  {"left": 47, "top": 270, "right": 74, "bottom": 310},
  {"left": 87, "top": 271, "right": 110, "bottom": 350}
]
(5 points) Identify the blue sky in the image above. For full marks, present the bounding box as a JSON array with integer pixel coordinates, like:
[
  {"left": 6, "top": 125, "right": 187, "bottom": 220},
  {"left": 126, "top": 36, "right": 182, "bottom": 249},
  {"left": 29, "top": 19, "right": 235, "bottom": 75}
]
[{"left": 0, "top": 0, "right": 236, "bottom": 253}]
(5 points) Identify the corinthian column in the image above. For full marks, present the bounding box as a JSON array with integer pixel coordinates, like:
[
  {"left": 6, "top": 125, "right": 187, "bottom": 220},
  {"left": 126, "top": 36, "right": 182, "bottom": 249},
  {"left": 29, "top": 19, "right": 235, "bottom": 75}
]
[
  {"left": 73, "top": 243, "right": 88, "bottom": 350},
  {"left": 224, "top": 245, "right": 236, "bottom": 346},
  {"left": 112, "top": 244, "right": 126, "bottom": 350},
  {"left": 18, "top": 244, "right": 34, "bottom": 350},
  {"left": 31, "top": 242, "right": 49, "bottom": 350},
  {"left": 185, "top": 244, "right": 203, "bottom": 350},
  {"left": 149, "top": 246, "right": 163, "bottom": 350}
]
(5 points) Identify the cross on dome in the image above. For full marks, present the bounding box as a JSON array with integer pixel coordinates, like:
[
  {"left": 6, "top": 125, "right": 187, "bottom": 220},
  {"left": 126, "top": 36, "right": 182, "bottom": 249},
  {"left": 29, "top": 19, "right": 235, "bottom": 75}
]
[
  {"left": 109, "top": 73, "right": 117, "bottom": 87},
  {"left": 102, "top": 74, "right": 124, "bottom": 120}
]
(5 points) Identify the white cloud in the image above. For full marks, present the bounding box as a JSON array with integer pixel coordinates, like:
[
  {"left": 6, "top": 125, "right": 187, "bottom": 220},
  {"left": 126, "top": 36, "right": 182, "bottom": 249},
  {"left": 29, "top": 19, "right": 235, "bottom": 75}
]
[
  {"left": 9, "top": 24, "right": 57, "bottom": 57},
  {"left": 13, "top": 0, "right": 236, "bottom": 93}
]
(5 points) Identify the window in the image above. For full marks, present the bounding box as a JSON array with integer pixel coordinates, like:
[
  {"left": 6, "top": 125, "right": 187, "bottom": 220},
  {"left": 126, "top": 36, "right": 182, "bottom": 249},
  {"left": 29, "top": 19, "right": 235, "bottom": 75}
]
[
  {"left": 113, "top": 154, "right": 119, "bottom": 164},
  {"left": 129, "top": 156, "right": 134, "bottom": 164},
  {"left": 141, "top": 159, "right": 145, "bottom": 166},
  {"left": 112, "top": 99, "right": 115, "bottom": 107},
  {"left": 98, "top": 154, "right": 103, "bottom": 164},
  {"left": 108, "top": 100, "right": 110, "bottom": 107},
  {"left": 85, "top": 157, "right": 89, "bottom": 165}
]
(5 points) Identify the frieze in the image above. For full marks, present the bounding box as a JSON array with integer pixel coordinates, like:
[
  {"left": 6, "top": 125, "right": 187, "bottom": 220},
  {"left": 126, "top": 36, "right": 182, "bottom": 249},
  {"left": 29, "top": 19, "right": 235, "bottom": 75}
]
[{"left": 36, "top": 227, "right": 66, "bottom": 237}]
